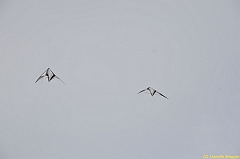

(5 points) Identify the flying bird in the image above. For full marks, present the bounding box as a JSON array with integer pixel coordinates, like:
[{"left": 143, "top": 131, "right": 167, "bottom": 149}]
[
  {"left": 35, "top": 68, "right": 65, "bottom": 84},
  {"left": 138, "top": 87, "right": 168, "bottom": 99}
]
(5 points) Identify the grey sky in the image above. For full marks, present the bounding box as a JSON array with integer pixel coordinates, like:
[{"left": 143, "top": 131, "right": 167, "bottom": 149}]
[{"left": 0, "top": 1, "right": 240, "bottom": 159}]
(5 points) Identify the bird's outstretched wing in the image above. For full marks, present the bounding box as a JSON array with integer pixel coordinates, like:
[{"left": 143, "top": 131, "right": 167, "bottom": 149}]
[
  {"left": 138, "top": 89, "right": 148, "bottom": 94},
  {"left": 155, "top": 91, "right": 168, "bottom": 99},
  {"left": 54, "top": 75, "right": 65, "bottom": 84},
  {"left": 35, "top": 70, "right": 47, "bottom": 83}
]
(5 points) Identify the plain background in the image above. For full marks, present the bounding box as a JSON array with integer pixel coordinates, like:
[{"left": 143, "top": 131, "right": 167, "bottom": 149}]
[{"left": 0, "top": 1, "right": 240, "bottom": 159}]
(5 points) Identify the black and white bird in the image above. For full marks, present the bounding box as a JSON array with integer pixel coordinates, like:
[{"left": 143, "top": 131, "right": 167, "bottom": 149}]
[
  {"left": 138, "top": 87, "right": 168, "bottom": 99},
  {"left": 35, "top": 68, "right": 65, "bottom": 84}
]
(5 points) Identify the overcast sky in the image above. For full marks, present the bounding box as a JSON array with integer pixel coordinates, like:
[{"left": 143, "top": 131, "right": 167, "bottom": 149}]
[{"left": 0, "top": 1, "right": 240, "bottom": 159}]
